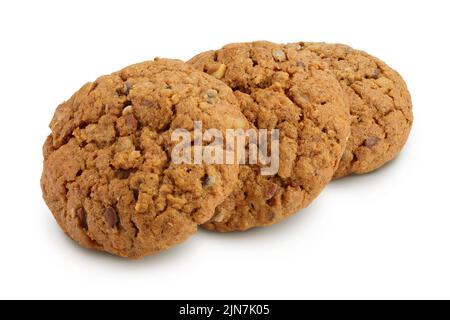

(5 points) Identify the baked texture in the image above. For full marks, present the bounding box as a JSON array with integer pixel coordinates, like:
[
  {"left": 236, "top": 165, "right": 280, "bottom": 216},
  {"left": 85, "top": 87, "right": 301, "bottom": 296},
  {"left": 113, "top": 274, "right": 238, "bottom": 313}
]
[
  {"left": 41, "top": 59, "right": 248, "bottom": 258},
  {"left": 300, "top": 42, "right": 413, "bottom": 178},
  {"left": 189, "top": 41, "right": 350, "bottom": 232}
]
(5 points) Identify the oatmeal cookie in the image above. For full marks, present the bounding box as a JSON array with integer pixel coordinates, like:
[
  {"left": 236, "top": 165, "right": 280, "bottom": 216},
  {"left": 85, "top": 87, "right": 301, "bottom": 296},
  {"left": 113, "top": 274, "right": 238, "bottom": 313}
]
[
  {"left": 41, "top": 59, "right": 248, "bottom": 257},
  {"left": 189, "top": 41, "right": 350, "bottom": 232},
  {"left": 300, "top": 42, "right": 413, "bottom": 178}
]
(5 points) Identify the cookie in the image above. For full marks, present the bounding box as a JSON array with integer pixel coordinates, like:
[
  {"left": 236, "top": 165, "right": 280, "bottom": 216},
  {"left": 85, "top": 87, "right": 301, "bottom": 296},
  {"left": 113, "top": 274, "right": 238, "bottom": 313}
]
[
  {"left": 188, "top": 41, "right": 350, "bottom": 232},
  {"left": 41, "top": 59, "right": 249, "bottom": 258},
  {"left": 299, "top": 42, "right": 413, "bottom": 178}
]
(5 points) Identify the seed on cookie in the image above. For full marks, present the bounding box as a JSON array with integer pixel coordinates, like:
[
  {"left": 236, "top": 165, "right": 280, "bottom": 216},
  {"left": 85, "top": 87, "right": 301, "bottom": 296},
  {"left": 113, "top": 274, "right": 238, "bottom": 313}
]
[
  {"left": 122, "top": 105, "right": 133, "bottom": 115},
  {"left": 371, "top": 68, "right": 381, "bottom": 79},
  {"left": 272, "top": 50, "right": 286, "bottom": 62},
  {"left": 124, "top": 114, "right": 138, "bottom": 130},
  {"left": 264, "top": 182, "right": 278, "bottom": 200},
  {"left": 104, "top": 207, "right": 119, "bottom": 228},
  {"left": 76, "top": 207, "right": 88, "bottom": 229},
  {"left": 117, "top": 82, "right": 132, "bottom": 96},
  {"left": 141, "top": 99, "right": 158, "bottom": 107},
  {"left": 364, "top": 136, "right": 380, "bottom": 148},
  {"left": 125, "top": 82, "right": 133, "bottom": 92}
]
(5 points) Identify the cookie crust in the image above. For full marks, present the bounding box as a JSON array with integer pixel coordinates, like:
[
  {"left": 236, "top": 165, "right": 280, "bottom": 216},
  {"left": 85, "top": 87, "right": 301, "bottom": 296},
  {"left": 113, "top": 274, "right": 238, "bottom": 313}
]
[
  {"left": 189, "top": 41, "right": 350, "bottom": 231},
  {"left": 41, "top": 59, "right": 248, "bottom": 257}
]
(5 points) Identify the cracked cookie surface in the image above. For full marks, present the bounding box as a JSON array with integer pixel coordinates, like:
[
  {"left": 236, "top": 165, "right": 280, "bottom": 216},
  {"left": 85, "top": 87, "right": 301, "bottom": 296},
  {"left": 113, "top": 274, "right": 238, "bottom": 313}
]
[
  {"left": 41, "top": 59, "right": 248, "bottom": 258},
  {"left": 189, "top": 41, "right": 350, "bottom": 232},
  {"left": 300, "top": 43, "right": 413, "bottom": 178}
]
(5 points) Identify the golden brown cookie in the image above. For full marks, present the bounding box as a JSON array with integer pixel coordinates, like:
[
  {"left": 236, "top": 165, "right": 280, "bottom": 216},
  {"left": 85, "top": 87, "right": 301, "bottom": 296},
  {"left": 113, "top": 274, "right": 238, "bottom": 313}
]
[
  {"left": 41, "top": 59, "right": 248, "bottom": 258},
  {"left": 299, "top": 42, "right": 413, "bottom": 178},
  {"left": 188, "top": 41, "right": 350, "bottom": 232}
]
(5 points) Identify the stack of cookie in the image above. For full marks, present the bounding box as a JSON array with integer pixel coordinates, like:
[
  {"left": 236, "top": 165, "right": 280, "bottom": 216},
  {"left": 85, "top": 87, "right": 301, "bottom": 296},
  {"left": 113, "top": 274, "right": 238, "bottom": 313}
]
[{"left": 41, "top": 41, "right": 413, "bottom": 258}]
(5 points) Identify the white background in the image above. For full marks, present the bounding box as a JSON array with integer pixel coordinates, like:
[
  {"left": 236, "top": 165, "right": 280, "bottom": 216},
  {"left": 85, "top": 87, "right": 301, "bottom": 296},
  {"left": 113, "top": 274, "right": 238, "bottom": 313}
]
[{"left": 1, "top": 0, "right": 449, "bottom": 300}]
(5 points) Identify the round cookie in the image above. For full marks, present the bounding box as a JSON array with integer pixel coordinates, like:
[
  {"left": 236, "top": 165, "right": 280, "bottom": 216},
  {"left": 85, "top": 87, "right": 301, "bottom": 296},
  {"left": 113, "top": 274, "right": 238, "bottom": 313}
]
[
  {"left": 41, "top": 59, "right": 248, "bottom": 258},
  {"left": 188, "top": 41, "right": 351, "bottom": 232},
  {"left": 300, "top": 42, "right": 413, "bottom": 178}
]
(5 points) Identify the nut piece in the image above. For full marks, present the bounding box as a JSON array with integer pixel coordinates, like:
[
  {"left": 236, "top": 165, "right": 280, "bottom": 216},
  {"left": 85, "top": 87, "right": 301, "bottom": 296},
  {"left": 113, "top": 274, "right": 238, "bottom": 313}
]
[
  {"left": 206, "top": 89, "right": 218, "bottom": 104},
  {"left": 272, "top": 50, "right": 286, "bottom": 62},
  {"left": 211, "top": 64, "right": 227, "bottom": 79},
  {"left": 212, "top": 211, "right": 225, "bottom": 223}
]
